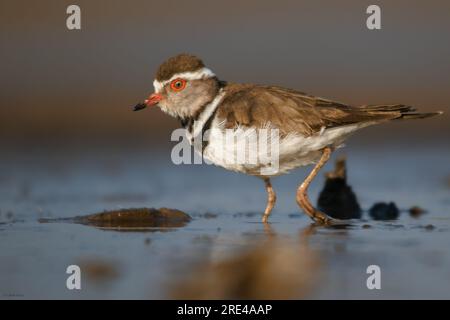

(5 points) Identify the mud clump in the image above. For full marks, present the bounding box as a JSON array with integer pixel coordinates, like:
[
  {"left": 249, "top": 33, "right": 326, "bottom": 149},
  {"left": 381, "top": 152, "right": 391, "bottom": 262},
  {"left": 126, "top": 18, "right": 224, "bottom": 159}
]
[
  {"left": 369, "top": 202, "right": 399, "bottom": 220},
  {"left": 40, "top": 207, "right": 191, "bottom": 231},
  {"left": 317, "top": 156, "right": 361, "bottom": 219}
]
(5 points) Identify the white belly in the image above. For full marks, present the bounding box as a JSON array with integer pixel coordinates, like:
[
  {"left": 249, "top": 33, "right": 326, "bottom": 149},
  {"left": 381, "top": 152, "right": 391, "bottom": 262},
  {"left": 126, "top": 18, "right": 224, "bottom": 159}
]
[{"left": 195, "top": 122, "right": 370, "bottom": 177}]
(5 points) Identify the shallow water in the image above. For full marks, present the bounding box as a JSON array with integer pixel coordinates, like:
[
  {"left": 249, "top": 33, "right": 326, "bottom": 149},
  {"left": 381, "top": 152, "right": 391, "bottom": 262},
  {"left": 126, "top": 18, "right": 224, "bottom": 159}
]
[{"left": 0, "top": 145, "right": 449, "bottom": 299}]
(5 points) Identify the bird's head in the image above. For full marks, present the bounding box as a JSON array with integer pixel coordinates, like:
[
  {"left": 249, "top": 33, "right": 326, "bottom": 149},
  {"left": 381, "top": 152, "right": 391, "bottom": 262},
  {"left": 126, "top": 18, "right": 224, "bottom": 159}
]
[{"left": 134, "top": 54, "right": 221, "bottom": 120}]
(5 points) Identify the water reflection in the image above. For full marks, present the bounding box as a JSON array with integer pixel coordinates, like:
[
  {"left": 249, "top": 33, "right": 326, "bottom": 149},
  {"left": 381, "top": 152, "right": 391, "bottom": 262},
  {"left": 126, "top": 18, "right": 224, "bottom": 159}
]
[{"left": 170, "top": 224, "right": 322, "bottom": 299}]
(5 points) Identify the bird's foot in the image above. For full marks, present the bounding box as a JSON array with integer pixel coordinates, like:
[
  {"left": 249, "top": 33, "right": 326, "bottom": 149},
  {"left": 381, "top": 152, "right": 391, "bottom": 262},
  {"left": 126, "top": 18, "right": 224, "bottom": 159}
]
[{"left": 311, "top": 210, "right": 333, "bottom": 225}]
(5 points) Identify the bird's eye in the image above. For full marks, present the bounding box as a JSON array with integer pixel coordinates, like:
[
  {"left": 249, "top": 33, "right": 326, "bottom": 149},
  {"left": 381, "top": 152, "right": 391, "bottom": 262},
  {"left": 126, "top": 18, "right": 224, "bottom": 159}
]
[{"left": 170, "top": 78, "right": 187, "bottom": 92}]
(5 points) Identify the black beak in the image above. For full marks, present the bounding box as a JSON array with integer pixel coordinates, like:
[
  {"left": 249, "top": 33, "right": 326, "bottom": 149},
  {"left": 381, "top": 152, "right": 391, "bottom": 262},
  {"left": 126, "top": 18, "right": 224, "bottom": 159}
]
[{"left": 133, "top": 103, "right": 147, "bottom": 112}]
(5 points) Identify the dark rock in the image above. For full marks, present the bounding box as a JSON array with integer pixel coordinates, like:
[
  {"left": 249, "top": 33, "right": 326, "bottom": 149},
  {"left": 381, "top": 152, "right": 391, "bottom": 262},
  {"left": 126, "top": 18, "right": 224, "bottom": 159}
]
[
  {"left": 317, "top": 156, "right": 362, "bottom": 219},
  {"left": 369, "top": 202, "right": 400, "bottom": 220}
]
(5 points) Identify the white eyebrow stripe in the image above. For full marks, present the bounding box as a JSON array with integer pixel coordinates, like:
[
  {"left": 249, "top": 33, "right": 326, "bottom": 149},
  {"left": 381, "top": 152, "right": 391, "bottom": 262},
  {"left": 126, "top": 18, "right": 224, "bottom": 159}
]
[{"left": 153, "top": 67, "right": 215, "bottom": 93}]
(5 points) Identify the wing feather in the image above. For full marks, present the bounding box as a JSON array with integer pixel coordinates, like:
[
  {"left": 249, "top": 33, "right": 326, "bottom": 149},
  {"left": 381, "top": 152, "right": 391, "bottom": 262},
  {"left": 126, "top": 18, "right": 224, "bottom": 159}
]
[{"left": 217, "top": 84, "right": 409, "bottom": 136}]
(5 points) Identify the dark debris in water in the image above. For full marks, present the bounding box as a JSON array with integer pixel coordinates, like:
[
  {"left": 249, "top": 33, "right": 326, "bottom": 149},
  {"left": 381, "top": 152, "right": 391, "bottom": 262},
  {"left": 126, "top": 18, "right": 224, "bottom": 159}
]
[
  {"left": 5, "top": 211, "right": 14, "bottom": 220},
  {"left": 409, "top": 206, "right": 427, "bottom": 218},
  {"left": 193, "top": 212, "right": 218, "bottom": 219},
  {"left": 233, "top": 212, "right": 258, "bottom": 218},
  {"left": 317, "top": 156, "right": 362, "bottom": 220},
  {"left": 369, "top": 202, "right": 400, "bottom": 221},
  {"left": 382, "top": 223, "right": 405, "bottom": 230},
  {"left": 315, "top": 156, "right": 431, "bottom": 222},
  {"left": 0, "top": 210, "right": 24, "bottom": 225},
  {"left": 39, "top": 207, "right": 191, "bottom": 231},
  {"left": 413, "top": 224, "right": 436, "bottom": 231}
]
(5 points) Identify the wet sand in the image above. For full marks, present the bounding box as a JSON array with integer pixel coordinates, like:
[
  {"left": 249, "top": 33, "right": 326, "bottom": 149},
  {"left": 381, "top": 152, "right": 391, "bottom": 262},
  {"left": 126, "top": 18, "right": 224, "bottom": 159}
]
[{"left": 0, "top": 146, "right": 449, "bottom": 299}]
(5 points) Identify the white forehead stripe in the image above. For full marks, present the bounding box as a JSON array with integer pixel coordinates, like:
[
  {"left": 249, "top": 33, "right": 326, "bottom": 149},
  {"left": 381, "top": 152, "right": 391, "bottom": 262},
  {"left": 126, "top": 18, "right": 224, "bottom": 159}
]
[{"left": 153, "top": 67, "right": 215, "bottom": 92}]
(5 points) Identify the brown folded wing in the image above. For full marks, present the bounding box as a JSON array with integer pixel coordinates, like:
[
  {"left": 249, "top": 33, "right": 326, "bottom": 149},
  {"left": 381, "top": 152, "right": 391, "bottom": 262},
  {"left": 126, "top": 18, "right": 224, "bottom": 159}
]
[{"left": 217, "top": 83, "right": 434, "bottom": 137}]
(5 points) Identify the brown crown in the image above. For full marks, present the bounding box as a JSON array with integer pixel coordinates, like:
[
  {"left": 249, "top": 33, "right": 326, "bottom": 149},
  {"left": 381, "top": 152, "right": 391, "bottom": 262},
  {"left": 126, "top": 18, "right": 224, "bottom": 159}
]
[{"left": 155, "top": 54, "right": 205, "bottom": 81}]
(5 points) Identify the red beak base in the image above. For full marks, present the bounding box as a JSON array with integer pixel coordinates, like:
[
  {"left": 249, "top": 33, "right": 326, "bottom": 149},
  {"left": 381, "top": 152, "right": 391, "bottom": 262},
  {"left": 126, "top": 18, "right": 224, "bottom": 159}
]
[
  {"left": 145, "top": 93, "right": 163, "bottom": 107},
  {"left": 133, "top": 93, "right": 163, "bottom": 111}
]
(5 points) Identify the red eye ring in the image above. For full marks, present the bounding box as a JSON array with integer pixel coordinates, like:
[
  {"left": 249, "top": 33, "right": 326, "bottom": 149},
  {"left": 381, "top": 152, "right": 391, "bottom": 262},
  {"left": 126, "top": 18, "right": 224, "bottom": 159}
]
[{"left": 170, "top": 78, "right": 187, "bottom": 92}]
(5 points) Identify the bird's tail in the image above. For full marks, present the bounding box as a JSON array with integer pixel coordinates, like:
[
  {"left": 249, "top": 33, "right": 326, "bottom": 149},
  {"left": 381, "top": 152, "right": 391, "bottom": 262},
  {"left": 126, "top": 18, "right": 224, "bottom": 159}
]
[{"left": 357, "top": 104, "right": 443, "bottom": 121}]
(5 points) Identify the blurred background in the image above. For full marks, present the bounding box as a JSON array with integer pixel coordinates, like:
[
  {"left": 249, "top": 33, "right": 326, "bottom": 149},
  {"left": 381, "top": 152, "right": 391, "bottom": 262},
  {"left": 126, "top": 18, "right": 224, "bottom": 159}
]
[
  {"left": 1, "top": 0, "right": 449, "bottom": 152},
  {"left": 1, "top": 0, "right": 450, "bottom": 299}
]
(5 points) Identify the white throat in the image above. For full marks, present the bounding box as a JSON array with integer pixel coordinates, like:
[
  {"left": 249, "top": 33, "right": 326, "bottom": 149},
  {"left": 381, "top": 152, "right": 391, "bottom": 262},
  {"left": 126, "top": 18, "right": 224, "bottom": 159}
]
[{"left": 191, "top": 89, "right": 225, "bottom": 139}]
